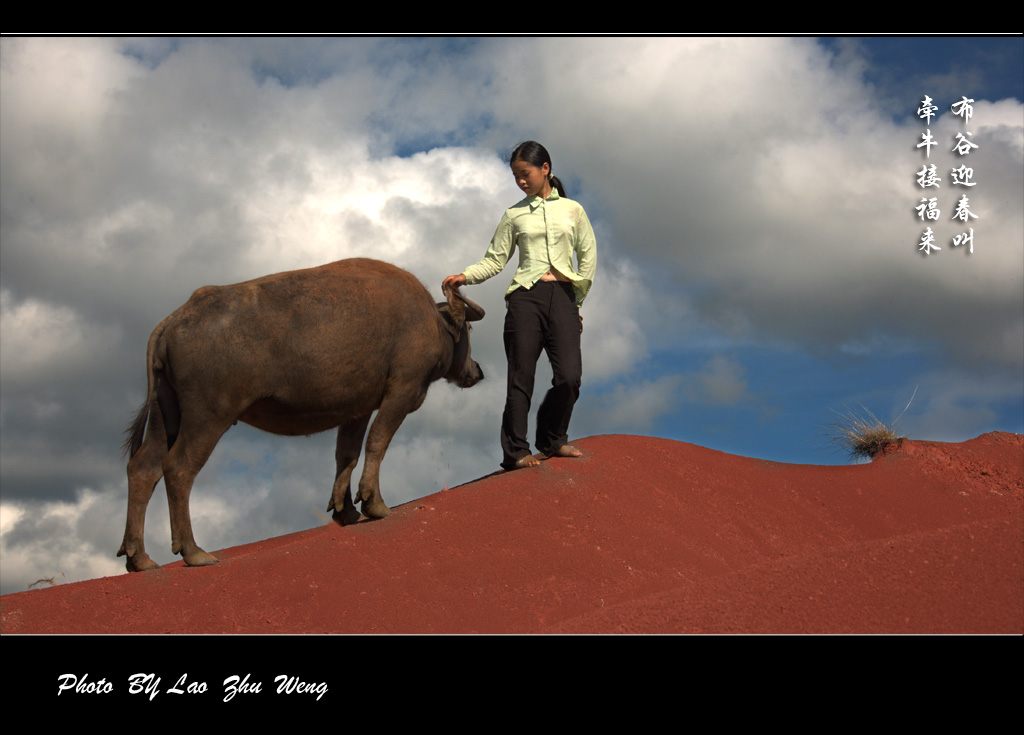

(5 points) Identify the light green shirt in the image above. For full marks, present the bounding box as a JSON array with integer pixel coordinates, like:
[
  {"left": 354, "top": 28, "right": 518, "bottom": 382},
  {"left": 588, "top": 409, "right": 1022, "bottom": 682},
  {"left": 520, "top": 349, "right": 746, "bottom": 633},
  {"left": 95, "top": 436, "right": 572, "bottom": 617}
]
[{"left": 462, "top": 189, "right": 597, "bottom": 307}]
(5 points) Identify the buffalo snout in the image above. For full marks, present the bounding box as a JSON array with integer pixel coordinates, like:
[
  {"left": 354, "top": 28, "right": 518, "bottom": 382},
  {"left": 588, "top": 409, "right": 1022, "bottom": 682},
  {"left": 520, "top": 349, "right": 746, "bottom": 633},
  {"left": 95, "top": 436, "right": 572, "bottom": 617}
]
[{"left": 460, "top": 360, "right": 484, "bottom": 388}]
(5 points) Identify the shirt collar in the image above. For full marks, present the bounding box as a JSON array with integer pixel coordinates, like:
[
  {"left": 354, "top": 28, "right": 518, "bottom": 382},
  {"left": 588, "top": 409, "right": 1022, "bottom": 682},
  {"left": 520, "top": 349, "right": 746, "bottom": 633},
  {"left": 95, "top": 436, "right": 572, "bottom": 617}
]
[{"left": 528, "top": 187, "right": 560, "bottom": 209}]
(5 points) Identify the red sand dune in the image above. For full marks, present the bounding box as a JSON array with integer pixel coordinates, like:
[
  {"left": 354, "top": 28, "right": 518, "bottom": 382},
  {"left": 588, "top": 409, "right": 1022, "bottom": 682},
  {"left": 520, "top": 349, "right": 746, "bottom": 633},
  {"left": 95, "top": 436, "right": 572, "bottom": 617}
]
[{"left": 1, "top": 432, "right": 1021, "bottom": 635}]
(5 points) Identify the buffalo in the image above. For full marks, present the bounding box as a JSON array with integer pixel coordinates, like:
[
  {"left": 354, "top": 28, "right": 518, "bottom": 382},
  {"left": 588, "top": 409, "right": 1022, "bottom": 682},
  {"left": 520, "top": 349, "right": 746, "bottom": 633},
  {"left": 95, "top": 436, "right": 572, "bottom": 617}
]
[{"left": 118, "top": 258, "right": 485, "bottom": 572}]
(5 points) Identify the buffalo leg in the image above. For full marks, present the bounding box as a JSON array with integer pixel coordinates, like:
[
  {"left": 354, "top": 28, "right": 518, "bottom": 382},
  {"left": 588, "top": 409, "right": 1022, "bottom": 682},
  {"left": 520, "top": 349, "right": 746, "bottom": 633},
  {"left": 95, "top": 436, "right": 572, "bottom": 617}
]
[
  {"left": 355, "top": 387, "right": 424, "bottom": 518},
  {"left": 118, "top": 403, "right": 168, "bottom": 572},
  {"left": 329, "top": 415, "right": 370, "bottom": 526},
  {"left": 163, "top": 415, "right": 230, "bottom": 567}
]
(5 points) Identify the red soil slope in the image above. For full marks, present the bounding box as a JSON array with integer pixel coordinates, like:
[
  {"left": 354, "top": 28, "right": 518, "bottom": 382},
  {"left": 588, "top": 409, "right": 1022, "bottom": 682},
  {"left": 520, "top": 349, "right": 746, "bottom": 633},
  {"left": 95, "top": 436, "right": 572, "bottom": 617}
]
[{"left": 2, "top": 433, "right": 1021, "bottom": 635}]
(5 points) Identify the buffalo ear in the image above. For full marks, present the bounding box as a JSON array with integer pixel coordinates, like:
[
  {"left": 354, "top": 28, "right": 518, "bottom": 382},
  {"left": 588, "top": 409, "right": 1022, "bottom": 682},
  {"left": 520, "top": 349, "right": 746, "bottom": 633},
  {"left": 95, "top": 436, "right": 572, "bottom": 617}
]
[
  {"left": 438, "top": 287, "right": 464, "bottom": 342},
  {"left": 444, "top": 285, "right": 467, "bottom": 332},
  {"left": 439, "top": 286, "right": 485, "bottom": 341},
  {"left": 444, "top": 286, "right": 486, "bottom": 322}
]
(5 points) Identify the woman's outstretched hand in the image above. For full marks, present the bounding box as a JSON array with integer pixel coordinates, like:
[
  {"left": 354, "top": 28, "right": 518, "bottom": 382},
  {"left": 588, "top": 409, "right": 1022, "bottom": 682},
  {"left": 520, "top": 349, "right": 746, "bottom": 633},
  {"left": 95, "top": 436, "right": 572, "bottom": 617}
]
[{"left": 442, "top": 273, "right": 467, "bottom": 292}]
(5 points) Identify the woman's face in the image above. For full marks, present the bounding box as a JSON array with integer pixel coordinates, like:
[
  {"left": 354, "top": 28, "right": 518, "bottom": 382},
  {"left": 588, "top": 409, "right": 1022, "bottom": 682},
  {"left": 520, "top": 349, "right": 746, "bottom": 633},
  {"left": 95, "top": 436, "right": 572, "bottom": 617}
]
[{"left": 511, "top": 159, "right": 551, "bottom": 198}]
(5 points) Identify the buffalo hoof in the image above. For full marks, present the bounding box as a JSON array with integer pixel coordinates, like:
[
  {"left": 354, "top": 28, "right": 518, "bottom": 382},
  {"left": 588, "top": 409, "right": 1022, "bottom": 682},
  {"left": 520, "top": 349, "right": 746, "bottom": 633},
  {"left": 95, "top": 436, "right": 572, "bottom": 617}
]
[
  {"left": 182, "top": 549, "right": 219, "bottom": 567},
  {"left": 123, "top": 552, "right": 161, "bottom": 573},
  {"left": 361, "top": 499, "right": 392, "bottom": 519},
  {"left": 332, "top": 505, "right": 362, "bottom": 527}
]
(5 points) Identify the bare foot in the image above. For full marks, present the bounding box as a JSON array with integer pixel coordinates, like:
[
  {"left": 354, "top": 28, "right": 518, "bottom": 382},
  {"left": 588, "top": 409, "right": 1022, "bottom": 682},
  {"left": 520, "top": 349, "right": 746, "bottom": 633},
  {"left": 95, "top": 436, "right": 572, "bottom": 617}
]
[
  {"left": 512, "top": 454, "right": 542, "bottom": 469},
  {"left": 549, "top": 445, "right": 583, "bottom": 458}
]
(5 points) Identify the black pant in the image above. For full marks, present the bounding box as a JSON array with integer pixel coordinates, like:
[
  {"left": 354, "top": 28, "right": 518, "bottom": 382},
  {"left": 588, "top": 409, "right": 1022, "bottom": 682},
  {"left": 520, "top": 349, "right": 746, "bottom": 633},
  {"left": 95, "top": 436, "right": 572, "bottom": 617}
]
[{"left": 500, "top": 281, "right": 582, "bottom": 469}]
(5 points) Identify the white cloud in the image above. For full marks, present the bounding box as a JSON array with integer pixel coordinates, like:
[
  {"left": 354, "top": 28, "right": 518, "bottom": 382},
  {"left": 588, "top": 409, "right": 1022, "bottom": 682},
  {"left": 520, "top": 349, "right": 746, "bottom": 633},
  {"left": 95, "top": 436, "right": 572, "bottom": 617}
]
[
  {"left": 585, "top": 375, "right": 685, "bottom": 432},
  {"left": 482, "top": 37, "right": 1023, "bottom": 367},
  {"left": 0, "top": 290, "right": 122, "bottom": 388},
  {"left": 682, "top": 355, "right": 752, "bottom": 406},
  {"left": 579, "top": 258, "right": 652, "bottom": 382},
  {"left": 0, "top": 490, "right": 126, "bottom": 594}
]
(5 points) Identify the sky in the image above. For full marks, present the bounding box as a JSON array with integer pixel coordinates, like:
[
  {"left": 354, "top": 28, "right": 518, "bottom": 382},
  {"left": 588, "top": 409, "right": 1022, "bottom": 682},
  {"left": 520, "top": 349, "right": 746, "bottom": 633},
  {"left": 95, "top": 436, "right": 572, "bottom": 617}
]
[{"left": 1, "top": 35, "right": 1021, "bottom": 595}]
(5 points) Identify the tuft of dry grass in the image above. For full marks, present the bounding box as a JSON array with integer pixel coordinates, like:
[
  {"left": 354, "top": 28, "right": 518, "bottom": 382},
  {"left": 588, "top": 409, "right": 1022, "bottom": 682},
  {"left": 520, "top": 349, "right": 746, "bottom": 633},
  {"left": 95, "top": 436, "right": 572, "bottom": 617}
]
[
  {"left": 27, "top": 572, "right": 68, "bottom": 590},
  {"left": 826, "top": 388, "right": 916, "bottom": 461},
  {"left": 827, "top": 407, "right": 902, "bottom": 459}
]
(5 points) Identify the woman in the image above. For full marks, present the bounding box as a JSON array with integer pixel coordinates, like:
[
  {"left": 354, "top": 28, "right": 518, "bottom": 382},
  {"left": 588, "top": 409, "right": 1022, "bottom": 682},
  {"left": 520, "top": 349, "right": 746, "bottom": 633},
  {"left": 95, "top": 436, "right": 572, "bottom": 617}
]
[{"left": 443, "top": 141, "right": 596, "bottom": 470}]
